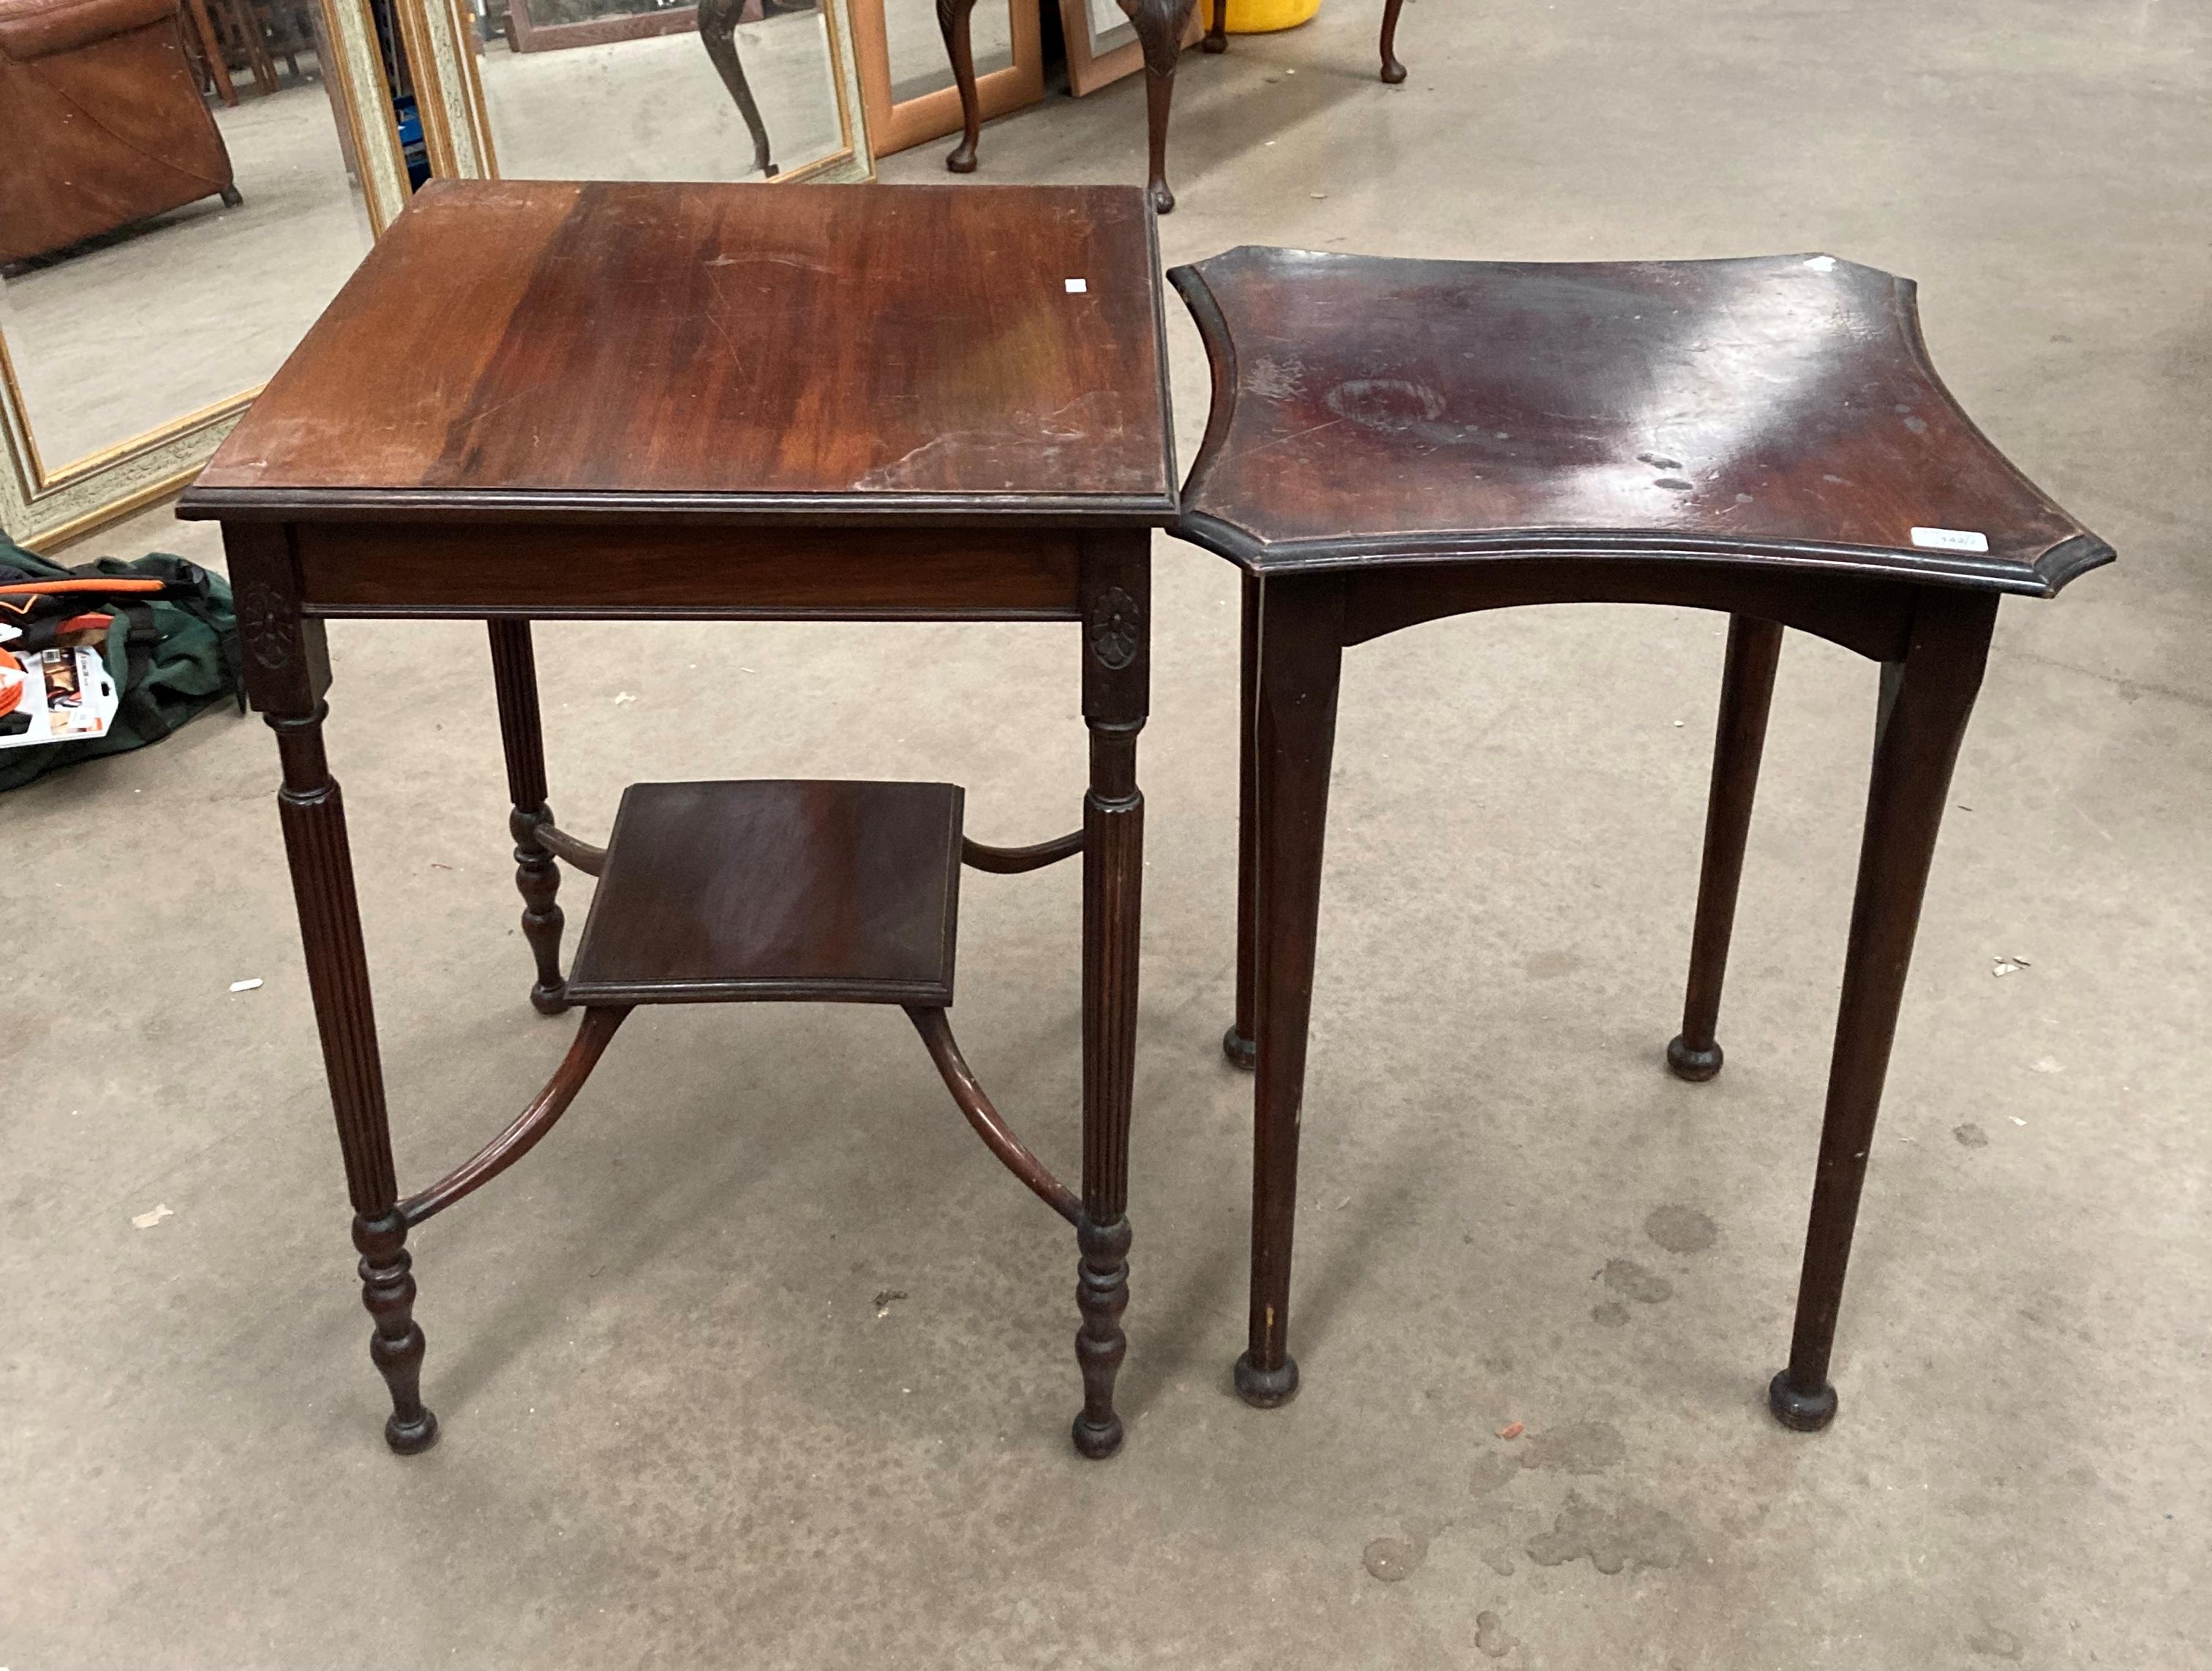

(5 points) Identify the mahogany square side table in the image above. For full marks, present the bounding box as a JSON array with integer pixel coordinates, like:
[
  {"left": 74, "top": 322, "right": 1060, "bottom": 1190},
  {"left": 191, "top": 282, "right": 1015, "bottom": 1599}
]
[
  {"left": 178, "top": 179, "right": 1178, "bottom": 1460},
  {"left": 1169, "top": 247, "right": 2112, "bottom": 1430}
]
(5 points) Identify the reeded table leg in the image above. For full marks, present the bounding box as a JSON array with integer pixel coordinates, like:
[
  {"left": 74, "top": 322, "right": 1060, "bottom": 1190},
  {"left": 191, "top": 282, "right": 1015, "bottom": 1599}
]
[
  {"left": 1122, "top": 0, "right": 1199, "bottom": 213},
  {"left": 1072, "top": 541, "right": 1149, "bottom": 1458},
  {"left": 1669, "top": 615, "right": 1783, "bottom": 1082},
  {"left": 489, "top": 620, "right": 568, "bottom": 1015},
  {"left": 937, "top": 0, "right": 982, "bottom": 173},
  {"left": 1772, "top": 589, "right": 1996, "bottom": 1432},
  {"left": 1377, "top": 0, "right": 1406, "bottom": 81},
  {"left": 1224, "top": 570, "right": 1260, "bottom": 1070},
  {"left": 230, "top": 527, "right": 436, "bottom": 1454},
  {"left": 1236, "top": 575, "right": 1344, "bottom": 1409}
]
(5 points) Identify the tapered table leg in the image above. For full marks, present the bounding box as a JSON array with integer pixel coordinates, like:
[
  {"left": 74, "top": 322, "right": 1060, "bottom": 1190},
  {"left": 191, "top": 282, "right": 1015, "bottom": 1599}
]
[
  {"left": 937, "top": 0, "right": 982, "bottom": 173},
  {"left": 1072, "top": 538, "right": 1148, "bottom": 1459},
  {"left": 229, "top": 527, "right": 436, "bottom": 1454},
  {"left": 1224, "top": 570, "right": 1260, "bottom": 1070},
  {"left": 1235, "top": 574, "right": 1344, "bottom": 1409},
  {"left": 1377, "top": 0, "right": 1407, "bottom": 82},
  {"left": 1771, "top": 589, "right": 1997, "bottom": 1432},
  {"left": 1669, "top": 615, "right": 1783, "bottom": 1081},
  {"left": 1123, "top": 0, "right": 1197, "bottom": 214},
  {"left": 489, "top": 620, "right": 567, "bottom": 1015}
]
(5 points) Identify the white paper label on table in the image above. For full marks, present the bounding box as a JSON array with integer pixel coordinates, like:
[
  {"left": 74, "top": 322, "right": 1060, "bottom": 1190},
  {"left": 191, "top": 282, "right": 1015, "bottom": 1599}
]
[{"left": 1909, "top": 526, "right": 1991, "bottom": 554}]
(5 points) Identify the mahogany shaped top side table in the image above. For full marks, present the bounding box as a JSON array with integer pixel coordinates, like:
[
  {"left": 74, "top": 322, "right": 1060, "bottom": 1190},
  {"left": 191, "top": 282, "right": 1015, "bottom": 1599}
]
[
  {"left": 179, "top": 179, "right": 1177, "bottom": 1460},
  {"left": 1170, "top": 246, "right": 2111, "bottom": 1430}
]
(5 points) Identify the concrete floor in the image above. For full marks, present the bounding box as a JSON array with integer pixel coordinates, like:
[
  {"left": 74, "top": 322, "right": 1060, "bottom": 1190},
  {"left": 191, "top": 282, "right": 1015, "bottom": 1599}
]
[{"left": 4, "top": 0, "right": 2208, "bottom": 1664}]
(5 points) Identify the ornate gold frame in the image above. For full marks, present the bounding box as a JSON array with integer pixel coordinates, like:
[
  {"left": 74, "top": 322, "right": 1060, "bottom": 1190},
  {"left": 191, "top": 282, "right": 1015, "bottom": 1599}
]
[
  {"left": 0, "top": 0, "right": 415, "bottom": 550},
  {"left": 398, "top": 0, "right": 874, "bottom": 187}
]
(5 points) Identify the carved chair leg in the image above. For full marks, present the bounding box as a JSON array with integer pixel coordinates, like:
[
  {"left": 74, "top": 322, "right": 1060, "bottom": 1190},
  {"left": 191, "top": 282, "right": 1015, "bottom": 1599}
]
[
  {"left": 488, "top": 621, "right": 567, "bottom": 1015},
  {"left": 1771, "top": 590, "right": 1995, "bottom": 1432},
  {"left": 938, "top": 0, "right": 982, "bottom": 173},
  {"left": 1074, "top": 539, "right": 1148, "bottom": 1457},
  {"left": 1225, "top": 570, "right": 1260, "bottom": 1070},
  {"left": 1669, "top": 615, "right": 1783, "bottom": 1081},
  {"left": 1236, "top": 575, "right": 1344, "bottom": 1410},
  {"left": 1124, "top": 0, "right": 1197, "bottom": 214},
  {"left": 1202, "top": 0, "right": 1226, "bottom": 51},
  {"left": 1378, "top": 0, "right": 1406, "bottom": 82},
  {"left": 698, "top": 0, "right": 778, "bottom": 178}
]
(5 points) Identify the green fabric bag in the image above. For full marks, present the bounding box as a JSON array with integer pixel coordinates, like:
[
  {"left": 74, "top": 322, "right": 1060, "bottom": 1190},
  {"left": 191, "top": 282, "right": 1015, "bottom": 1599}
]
[{"left": 0, "top": 538, "right": 244, "bottom": 793}]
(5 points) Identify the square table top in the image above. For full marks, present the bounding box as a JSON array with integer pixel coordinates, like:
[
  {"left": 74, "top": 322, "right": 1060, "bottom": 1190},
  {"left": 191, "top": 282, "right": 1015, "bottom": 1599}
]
[
  {"left": 1170, "top": 247, "right": 2110, "bottom": 596},
  {"left": 180, "top": 180, "right": 1178, "bottom": 527}
]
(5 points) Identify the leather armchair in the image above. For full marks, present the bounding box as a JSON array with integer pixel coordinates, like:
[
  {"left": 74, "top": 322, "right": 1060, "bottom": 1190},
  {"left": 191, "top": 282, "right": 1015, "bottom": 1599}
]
[{"left": 0, "top": 0, "right": 239, "bottom": 264}]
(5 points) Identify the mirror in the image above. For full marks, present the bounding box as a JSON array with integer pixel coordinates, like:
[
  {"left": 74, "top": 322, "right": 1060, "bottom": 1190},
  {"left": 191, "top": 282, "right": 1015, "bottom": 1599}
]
[
  {"left": 410, "top": 0, "right": 872, "bottom": 186},
  {"left": 846, "top": 0, "right": 1037, "bottom": 158},
  {"left": 0, "top": 0, "right": 412, "bottom": 547}
]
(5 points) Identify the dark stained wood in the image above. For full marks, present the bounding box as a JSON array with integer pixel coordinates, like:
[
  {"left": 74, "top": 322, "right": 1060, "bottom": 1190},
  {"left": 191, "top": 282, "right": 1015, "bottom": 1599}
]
[
  {"left": 225, "top": 521, "right": 436, "bottom": 1455},
  {"left": 1232, "top": 573, "right": 1342, "bottom": 1410},
  {"left": 1171, "top": 249, "right": 2113, "bottom": 595},
  {"left": 697, "top": 0, "right": 776, "bottom": 179},
  {"left": 1073, "top": 531, "right": 1148, "bottom": 1457},
  {"left": 936, "top": 0, "right": 981, "bottom": 173},
  {"left": 961, "top": 830, "right": 1085, "bottom": 873},
  {"left": 195, "top": 184, "right": 1172, "bottom": 1460},
  {"left": 289, "top": 523, "right": 1089, "bottom": 618},
  {"left": 1223, "top": 567, "right": 1258, "bottom": 1069},
  {"left": 1377, "top": 0, "right": 1404, "bottom": 80},
  {"left": 908, "top": 1005, "right": 1082, "bottom": 1223},
  {"left": 399, "top": 1006, "right": 631, "bottom": 1228},
  {"left": 178, "top": 180, "right": 1176, "bottom": 520},
  {"left": 1773, "top": 587, "right": 1996, "bottom": 1430},
  {"left": 1175, "top": 245, "right": 2110, "bottom": 1434},
  {"left": 564, "top": 779, "right": 966, "bottom": 1007},
  {"left": 488, "top": 620, "right": 568, "bottom": 1015},
  {"left": 1668, "top": 615, "right": 1784, "bottom": 1083},
  {"left": 533, "top": 822, "right": 607, "bottom": 876}
]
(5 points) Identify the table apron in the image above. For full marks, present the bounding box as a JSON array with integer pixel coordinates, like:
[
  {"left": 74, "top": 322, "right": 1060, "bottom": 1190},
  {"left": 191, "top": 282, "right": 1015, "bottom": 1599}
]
[{"left": 290, "top": 522, "right": 1088, "bottom": 620}]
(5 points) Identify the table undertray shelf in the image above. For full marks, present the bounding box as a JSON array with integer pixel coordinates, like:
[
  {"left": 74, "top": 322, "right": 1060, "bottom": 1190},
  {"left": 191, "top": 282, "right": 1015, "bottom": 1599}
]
[
  {"left": 396, "top": 776, "right": 1085, "bottom": 1239},
  {"left": 565, "top": 778, "right": 965, "bottom": 1008}
]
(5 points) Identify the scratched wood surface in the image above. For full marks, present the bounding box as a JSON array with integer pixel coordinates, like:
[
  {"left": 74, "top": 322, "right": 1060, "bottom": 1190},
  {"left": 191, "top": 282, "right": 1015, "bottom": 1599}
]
[
  {"left": 1171, "top": 248, "right": 2109, "bottom": 594},
  {"left": 184, "top": 179, "right": 1176, "bottom": 519}
]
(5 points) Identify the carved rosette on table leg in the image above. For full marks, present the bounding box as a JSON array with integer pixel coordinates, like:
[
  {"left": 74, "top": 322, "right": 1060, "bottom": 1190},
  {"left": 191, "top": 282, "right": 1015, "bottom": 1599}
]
[
  {"left": 1771, "top": 590, "right": 1995, "bottom": 1432},
  {"left": 1073, "top": 539, "right": 1148, "bottom": 1458},
  {"left": 488, "top": 621, "right": 568, "bottom": 1015},
  {"left": 936, "top": 0, "right": 982, "bottom": 172},
  {"left": 1120, "top": 0, "right": 1198, "bottom": 213},
  {"left": 229, "top": 522, "right": 438, "bottom": 1454}
]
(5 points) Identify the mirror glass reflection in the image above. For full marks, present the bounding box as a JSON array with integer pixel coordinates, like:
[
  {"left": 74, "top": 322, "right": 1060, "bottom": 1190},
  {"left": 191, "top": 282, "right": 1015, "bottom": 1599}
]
[
  {"left": 0, "top": 0, "right": 376, "bottom": 475},
  {"left": 882, "top": 0, "right": 1007, "bottom": 103},
  {"left": 465, "top": 0, "right": 849, "bottom": 182}
]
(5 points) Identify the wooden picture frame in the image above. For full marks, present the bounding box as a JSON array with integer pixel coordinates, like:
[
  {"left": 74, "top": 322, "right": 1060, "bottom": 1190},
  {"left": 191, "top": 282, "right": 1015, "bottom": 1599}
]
[
  {"left": 0, "top": 0, "right": 412, "bottom": 549},
  {"left": 401, "top": 0, "right": 874, "bottom": 186},
  {"left": 504, "top": 0, "right": 701, "bottom": 54},
  {"left": 849, "top": 0, "right": 1041, "bottom": 157},
  {"left": 1061, "top": 0, "right": 1201, "bottom": 97}
]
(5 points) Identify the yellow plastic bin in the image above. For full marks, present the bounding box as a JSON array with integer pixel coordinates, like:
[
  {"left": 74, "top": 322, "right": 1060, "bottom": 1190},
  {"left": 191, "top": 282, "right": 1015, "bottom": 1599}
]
[{"left": 1214, "top": 0, "right": 1320, "bottom": 34}]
